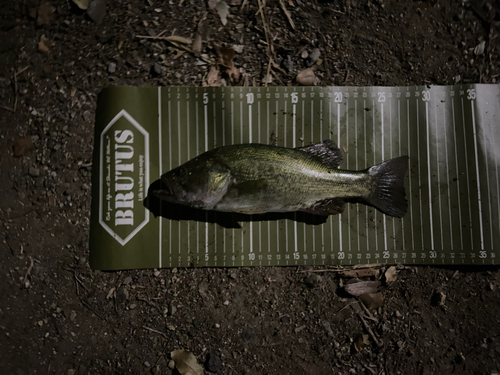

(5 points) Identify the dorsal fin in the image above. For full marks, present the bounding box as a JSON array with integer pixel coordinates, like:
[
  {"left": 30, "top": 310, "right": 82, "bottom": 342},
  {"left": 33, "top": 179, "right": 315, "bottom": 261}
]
[{"left": 295, "top": 140, "right": 343, "bottom": 168}]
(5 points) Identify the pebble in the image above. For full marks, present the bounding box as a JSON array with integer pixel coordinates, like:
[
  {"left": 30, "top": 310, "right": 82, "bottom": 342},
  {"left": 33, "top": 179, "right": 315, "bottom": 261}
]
[
  {"left": 281, "top": 55, "right": 294, "bottom": 72},
  {"left": 82, "top": 110, "right": 91, "bottom": 122},
  {"left": 168, "top": 303, "right": 177, "bottom": 316},
  {"left": 123, "top": 276, "right": 132, "bottom": 285},
  {"left": 308, "top": 48, "right": 321, "bottom": 66},
  {"left": 29, "top": 167, "right": 40, "bottom": 177},
  {"left": 168, "top": 359, "right": 175, "bottom": 369},
  {"left": 151, "top": 63, "right": 162, "bottom": 76},
  {"left": 144, "top": 361, "right": 150, "bottom": 367},
  {"left": 81, "top": 184, "right": 90, "bottom": 191},
  {"left": 205, "top": 352, "right": 222, "bottom": 373},
  {"left": 280, "top": 315, "right": 290, "bottom": 324},
  {"left": 303, "top": 273, "right": 321, "bottom": 288},
  {"left": 108, "top": 62, "right": 116, "bottom": 73}
]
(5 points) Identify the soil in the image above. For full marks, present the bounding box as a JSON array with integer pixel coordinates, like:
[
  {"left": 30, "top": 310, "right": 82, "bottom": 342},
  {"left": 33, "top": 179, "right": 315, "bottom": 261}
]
[{"left": 1, "top": 0, "right": 500, "bottom": 374}]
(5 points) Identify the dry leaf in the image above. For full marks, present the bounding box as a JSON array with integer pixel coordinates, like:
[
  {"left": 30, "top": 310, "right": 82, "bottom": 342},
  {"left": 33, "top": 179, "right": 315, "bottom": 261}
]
[
  {"left": 358, "top": 292, "right": 384, "bottom": 309},
  {"left": 38, "top": 35, "right": 53, "bottom": 54},
  {"left": 165, "top": 35, "right": 192, "bottom": 45},
  {"left": 353, "top": 334, "right": 369, "bottom": 352},
  {"left": 262, "top": 72, "right": 273, "bottom": 85},
  {"left": 72, "top": 0, "right": 90, "bottom": 10},
  {"left": 215, "top": 45, "right": 241, "bottom": 83},
  {"left": 341, "top": 268, "right": 380, "bottom": 278},
  {"left": 192, "top": 33, "right": 202, "bottom": 56},
  {"left": 36, "top": 2, "right": 56, "bottom": 25},
  {"left": 171, "top": 350, "right": 204, "bottom": 375},
  {"left": 215, "top": 1, "right": 229, "bottom": 25},
  {"left": 344, "top": 280, "right": 380, "bottom": 297},
  {"left": 384, "top": 266, "right": 397, "bottom": 283},
  {"left": 474, "top": 41, "right": 485, "bottom": 56},
  {"left": 208, "top": 0, "right": 221, "bottom": 9},
  {"left": 296, "top": 68, "right": 318, "bottom": 85},
  {"left": 205, "top": 65, "right": 221, "bottom": 87},
  {"left": 13, "top": 137, "right": 35, "bottom": 157}
]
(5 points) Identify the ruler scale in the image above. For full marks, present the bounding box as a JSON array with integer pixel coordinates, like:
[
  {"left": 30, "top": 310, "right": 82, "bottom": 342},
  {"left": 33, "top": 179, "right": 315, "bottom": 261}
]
[{"left": 90, "top": 85, "right": 500, "bottom": 270}]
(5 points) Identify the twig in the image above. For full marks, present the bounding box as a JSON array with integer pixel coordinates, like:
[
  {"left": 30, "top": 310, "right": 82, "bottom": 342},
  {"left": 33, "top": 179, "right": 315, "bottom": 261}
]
[
  {"left": 143, "top": 326, "right": 168, "bottom": 338},
  {"left": 80, "top": 299, "right": 105, "bottom": 321},
  {"left": 298, "top": 268, "right": 343, "bottom": 273},
  {"left": 22, "top": 256, "right": 34, "bottom": 287},
  {"left": 357, "top": 299, "right": 378, "bottom": 322},
  {"left": 279, "top": 0, "right": 295, "bottom": 30},
  {"left": 351, "top": 303, "right": 381, "bottom": 347},
  {"left": 13, "top": 66, "right": 29, "bottom": 112},
  {"left": 137, "top": 297, "right": 160, "bottom": 311},
  {"left": 0, "top": 105, "right": 14, "bottom": 112}
]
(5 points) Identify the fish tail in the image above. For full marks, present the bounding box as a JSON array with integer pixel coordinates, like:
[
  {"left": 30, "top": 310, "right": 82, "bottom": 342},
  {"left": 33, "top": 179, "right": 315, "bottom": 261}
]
[{"left": 366, "top": 156, "right": 409, "bottom": 218}]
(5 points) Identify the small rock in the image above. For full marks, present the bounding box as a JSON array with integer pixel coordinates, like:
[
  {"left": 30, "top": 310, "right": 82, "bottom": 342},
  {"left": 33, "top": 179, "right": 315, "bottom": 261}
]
[
  {"left": 296, "top": 68, "right": 318, "bottom": 86},
  {"left": 307, "top": 48, "right": 321, "bottom": 66},
  {"left": 431, "top": 290, "right": 446, "bottom": 306},
  {"left": 116, "top": 287, "right": 129, "bottom": 302},
  {"left": 168, "top": 359, "right": 175, "bottom": 369},
  {"left": 301, "top": 50, "right": 309, "bottom": 59},
  {"left": 384, "top": 266, "right": 397, "bottom": 283},
  {"left": 205, "top": 352, "right": 222, "bottom": 373},
  {"left": 223, "top": 300, "right": 230, "bottom": 306},
  {"left": 232, "top": 44, "right": 244, "bottom": 53},
  {"left": 303, "top": 273, "right": 321, "bottom": 288},
  {"left": 67, "top": 369, "right": 76, "bottom": 375},
  {"left": 321, "top": 320, "right": 334, "bottom": 337},
  {"left": 87, "top": 0, "right": 107, "bottom": 24},
  {"left": 262, "top": 73, "right": 272, "bottom": 85},
  {"left": 78, "top": 257, "right": 86, "bottom": 265},
  {"left": 144, "top": 361, "right": 150, "bottom": 367},
  {"left": 129, "top": 303, "right": 137, "bottom": 309},
  {"left": 281, "top": 55, "right": 294, "bottom": 72},
  {"left": 168, "top": 304, "right": 177, "bottom": 316},
  {"left": 151, "top": 63, "right": 162, "bottom": 77},
  {"left": 108, "top": 62, "right": 116, "bottom": 73},
  {"left": 81, "top": 183, "right": 90, "bottom": 191},
  {"left": 192, "top": 33, "right": 202, "bottom": 57},
  {"left": 82, "top": 110, "right": 91, "bottom": 122},
  {"left": 123, "top": 276, "right": 133, "bottom": 285},
  {"left": 29, "top": 167, "right": 40, "bottom": 177}
]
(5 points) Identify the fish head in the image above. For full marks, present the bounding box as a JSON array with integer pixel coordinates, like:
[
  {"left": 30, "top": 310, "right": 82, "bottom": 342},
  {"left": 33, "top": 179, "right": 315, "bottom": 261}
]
[{"left": 155, "top": 157, "right": 232, "bottom": 209}]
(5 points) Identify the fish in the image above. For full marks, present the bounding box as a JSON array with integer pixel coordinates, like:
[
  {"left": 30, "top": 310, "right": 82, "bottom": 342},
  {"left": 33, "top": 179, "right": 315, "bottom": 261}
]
[{"left": 154, "top": 140, "right": 409, "bottom": 218}]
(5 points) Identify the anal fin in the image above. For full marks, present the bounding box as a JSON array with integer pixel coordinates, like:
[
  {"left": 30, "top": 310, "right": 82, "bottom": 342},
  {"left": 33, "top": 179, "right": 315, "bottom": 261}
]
[{"left": 303, "top": 198, "right": 345, "bottom": 216}]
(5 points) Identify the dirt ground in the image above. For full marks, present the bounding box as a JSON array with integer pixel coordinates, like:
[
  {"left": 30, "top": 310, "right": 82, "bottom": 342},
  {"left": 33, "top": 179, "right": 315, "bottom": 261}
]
[{"left": 1, "top": 0, "right": 500, "bottom": 374}]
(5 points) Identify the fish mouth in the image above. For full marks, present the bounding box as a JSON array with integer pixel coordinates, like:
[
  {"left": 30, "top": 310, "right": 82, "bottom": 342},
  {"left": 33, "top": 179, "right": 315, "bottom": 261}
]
[{"left": 153, "top": 183, "right": 175, "bottom": 201}]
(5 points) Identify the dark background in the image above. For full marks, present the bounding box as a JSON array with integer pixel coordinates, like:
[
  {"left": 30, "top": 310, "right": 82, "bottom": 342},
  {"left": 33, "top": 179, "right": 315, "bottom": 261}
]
[{"left": 1, "top": 0, "right": 499, "bottom": 374}]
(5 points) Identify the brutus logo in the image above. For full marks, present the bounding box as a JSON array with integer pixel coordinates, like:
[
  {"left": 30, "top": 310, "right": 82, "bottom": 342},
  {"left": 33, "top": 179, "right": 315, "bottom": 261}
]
[{"left": 99, "top": 110, "right": 149, "bottom": 245}]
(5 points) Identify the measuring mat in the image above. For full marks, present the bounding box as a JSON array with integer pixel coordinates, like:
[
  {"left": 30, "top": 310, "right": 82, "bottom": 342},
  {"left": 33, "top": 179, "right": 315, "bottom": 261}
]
[{"left": 89, "top": 85, "right": 500, "bottom": 270}]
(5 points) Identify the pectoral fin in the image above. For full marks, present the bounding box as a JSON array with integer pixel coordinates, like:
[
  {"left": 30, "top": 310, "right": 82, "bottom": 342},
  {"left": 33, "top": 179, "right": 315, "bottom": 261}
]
[
  {"left": 304, "top": 198, "right": 345, "bottom": 215},
  {"left": 230, "top": 179, "right": 268, "bottom": 196}
]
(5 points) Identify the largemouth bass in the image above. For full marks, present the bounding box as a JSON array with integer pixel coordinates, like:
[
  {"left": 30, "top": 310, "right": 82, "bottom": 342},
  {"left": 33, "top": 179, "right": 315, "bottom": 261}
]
[{"left": 155, "top": 140, "right": 409, "bottom": 217}]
